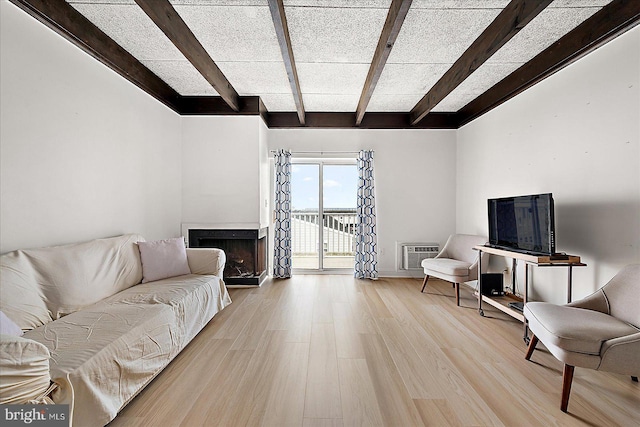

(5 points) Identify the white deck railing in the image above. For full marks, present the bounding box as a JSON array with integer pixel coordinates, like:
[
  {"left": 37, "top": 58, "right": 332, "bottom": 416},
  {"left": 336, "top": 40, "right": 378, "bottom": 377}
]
[{"left": 291, "top": 209, "right": 357, "bottom": 256}]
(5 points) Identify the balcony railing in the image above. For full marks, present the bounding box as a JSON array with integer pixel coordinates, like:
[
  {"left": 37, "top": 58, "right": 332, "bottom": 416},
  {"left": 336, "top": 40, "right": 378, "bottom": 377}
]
[{"left": 291, "top": 208, "right": 357, "bottom": 258}]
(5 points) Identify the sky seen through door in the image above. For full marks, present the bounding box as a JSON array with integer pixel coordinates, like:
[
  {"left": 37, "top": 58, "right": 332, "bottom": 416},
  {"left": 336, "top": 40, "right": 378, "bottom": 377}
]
[{"left": 291, "top": 164, "right": 357, "bottom": 210}]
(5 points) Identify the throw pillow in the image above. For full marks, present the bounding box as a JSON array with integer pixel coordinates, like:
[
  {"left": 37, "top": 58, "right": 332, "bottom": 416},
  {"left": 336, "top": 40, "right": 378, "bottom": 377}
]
[
  {"left": 0, "top": 311, "right": 24, "bottom": 336},
  {"left": 137, "top": 238, "right": 191, "bottom": 283}
]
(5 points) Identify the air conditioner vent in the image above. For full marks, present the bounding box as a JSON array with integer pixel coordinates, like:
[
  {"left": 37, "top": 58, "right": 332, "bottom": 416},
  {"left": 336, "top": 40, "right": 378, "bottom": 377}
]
[{"left": 402, "top": 243, "right": 439, "bottom": 270}]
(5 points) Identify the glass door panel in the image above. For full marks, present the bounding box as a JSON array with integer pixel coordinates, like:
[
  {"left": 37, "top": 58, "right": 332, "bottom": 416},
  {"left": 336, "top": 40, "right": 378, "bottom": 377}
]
[
  {"left": 291, "top": 164, "right": 320, "bottom": 269},
  {"left": 291, "top": 161, "right": 357, "bottom": 270},
  {"left": 322, "top": 165, "right": 358, "bottom": 269}
]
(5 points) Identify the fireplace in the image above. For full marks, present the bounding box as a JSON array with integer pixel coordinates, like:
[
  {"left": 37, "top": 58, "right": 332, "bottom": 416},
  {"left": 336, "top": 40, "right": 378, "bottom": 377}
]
[{"left": 188, "top": 228, "right": 268, "bottom": 286}]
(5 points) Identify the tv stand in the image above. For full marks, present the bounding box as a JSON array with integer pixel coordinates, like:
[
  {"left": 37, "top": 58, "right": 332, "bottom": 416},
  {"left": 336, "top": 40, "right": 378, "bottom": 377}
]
[{"left": 474, "top": 245, "right": 586, "bottom": 343}]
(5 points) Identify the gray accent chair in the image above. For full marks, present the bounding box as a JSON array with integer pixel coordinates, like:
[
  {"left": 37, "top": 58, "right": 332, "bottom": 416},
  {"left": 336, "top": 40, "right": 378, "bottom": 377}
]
[
  {"left": 420, "top": 234, "right": 489, "bottom": 306},
  {"left": 524, "top": 264, "right": 640, "bottom": 412}
]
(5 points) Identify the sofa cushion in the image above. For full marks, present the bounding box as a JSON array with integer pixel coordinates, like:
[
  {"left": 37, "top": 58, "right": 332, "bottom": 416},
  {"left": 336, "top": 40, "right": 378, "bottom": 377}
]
[
  {"left": 26, "top": 302, "right": 177, "bottom": 426},
  {"left": 41, "top": 234, "right": 145, "bottom": 318},
  {"left": 422, "top": 258, "right": 472, "bottom": 277},
  {"left": 1, "top": 234, "right": 145, "bottom": 321},
  {"left": 0, "top": 311, "right": 23, "bottom": 336},
  {"left": 137, "top": 238, "right": 191, "bottom": 283},
  {"left": 0, "top": 251, "right": 53, "bottom": 331},
  {"left": 24, "top": 273, "right": 231, "bottom": 427},
  {"left": 525, "top": 302, "right": 639, "bottom": 355}
]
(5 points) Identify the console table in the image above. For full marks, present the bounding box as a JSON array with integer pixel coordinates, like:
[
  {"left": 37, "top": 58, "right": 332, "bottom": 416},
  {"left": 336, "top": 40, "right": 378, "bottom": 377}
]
[{"left": 474, "top": 245, "right": 587, "bottom": 343}]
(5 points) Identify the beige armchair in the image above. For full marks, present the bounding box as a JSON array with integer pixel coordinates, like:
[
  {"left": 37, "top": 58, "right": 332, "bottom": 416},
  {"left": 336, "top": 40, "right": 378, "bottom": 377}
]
[
  {"left": 420, "top": 234, "right": 489, "bottom": 306},
  {"left": 524, "top": 264, "right": 640, "bottom": 412}
]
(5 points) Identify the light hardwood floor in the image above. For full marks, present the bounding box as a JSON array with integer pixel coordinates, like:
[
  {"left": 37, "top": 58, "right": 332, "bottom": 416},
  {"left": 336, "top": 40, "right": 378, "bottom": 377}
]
[{"left": 109, "top": 276, "right": 640, "bottom": 426}]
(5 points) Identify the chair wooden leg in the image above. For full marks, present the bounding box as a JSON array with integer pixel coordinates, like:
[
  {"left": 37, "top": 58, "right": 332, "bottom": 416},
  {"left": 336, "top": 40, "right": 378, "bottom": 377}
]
[
  {"left": 561, "top": 364, "right": 575, "bottom": 413},
  {"left": 455, "top": 283, "right": 460, "bottom": 306},
  {"left": 421, "top": 275, "right": 430, "bottom": 293},
  {"left": 525, "top": 334, "right": 538, "bottom": 360}
]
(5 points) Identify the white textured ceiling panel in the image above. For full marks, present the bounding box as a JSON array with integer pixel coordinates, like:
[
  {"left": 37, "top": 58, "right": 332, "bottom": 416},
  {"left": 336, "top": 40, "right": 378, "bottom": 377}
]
[
  {"left": 260, "top": 94, "right": 297, "bottom": 112},
  {"left": 489, "top": 7, "right": 603, "bottom": 64},
  {"left": 429, "top": 95, "right": 468, "bottom": 113},
  {"left": 172, "top": 5, "right": 282, "bottom": 62},
  {"left": 387, "top": 8, "right": 503, "bottom": 64},
  {"left": 297, "top": 63, "right": 369, "bottom": 94},
  {"left": 217, "top": 61, "right": 291, "bottom": 95},
  {"left": 68, "top": 0, "right": 134, "bottom": 4},
  {"left": 287, "top": 6, "right": 387, "bottom": 63},
  {"left": 284, "top": 0, "right": 390, "bottom": 7},
  {"left": 68, "top": 3, "right": 185, "bottom": 60},
  {"left": 171, "top": 1, "right": 267, "bottom": 5},
  {"left": 142, "top": 60, "right": 218, "bottom": 95},
  {"left": 366, "top": 93, "right": 424, "bottom": 112},
  {"left": 374, "top": 63, "right": 450, "bottom": 95},
  {"left": 411, "top": 0, "right": 509, "bottom": 8},
  {"left": 303, "top": 94, "right": 359, "bottom": 112},
  {"left": 550, "top": 0, "right": 612, "bottom": 7},
  {"left": 430, "top": 62, "right": 522, "bottom": 112}
]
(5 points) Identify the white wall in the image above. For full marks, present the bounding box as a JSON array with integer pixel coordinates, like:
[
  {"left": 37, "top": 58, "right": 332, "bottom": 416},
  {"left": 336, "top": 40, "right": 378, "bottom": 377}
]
[
  {"left": 456, "top": 27, "right": 640, "bottom": 304},
  {"left": 259, "top": 120, "right": 271, "bottom": 228},
  {"left": 181, "top": 116, "right": 267, "bottom": 230},
  {"left": 0, "top": 1, "right": 182, "bottom": 253},
  {"left": 268, "top": 128, "right": 457, "bottom": 276}
]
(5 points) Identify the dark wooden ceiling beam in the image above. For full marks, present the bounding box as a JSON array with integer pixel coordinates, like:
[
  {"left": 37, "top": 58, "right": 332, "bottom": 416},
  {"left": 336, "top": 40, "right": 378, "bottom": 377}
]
[
  {"left": 9, "top": 0, "right": 182, "bottom": 112},
  {"left": 135, "top": 0, "right": 240, "bottom": 112},
  {"left": 457, "top": 0, "right": 640, "bottom": 127},
  {"left": 267, "top": 112, "right": 457, "bottom": 129},
  {"left": 268, "top": 0, "right": 305, "bottom": 125},
  {"left": 409, "top": 0, "right": 553, "bottom": 125},
  {"left": 179, "top": 96, "right": 262, "bottom": 115},
  {"left": 355, "top": 0, "right": 412, "bottom": 126}
]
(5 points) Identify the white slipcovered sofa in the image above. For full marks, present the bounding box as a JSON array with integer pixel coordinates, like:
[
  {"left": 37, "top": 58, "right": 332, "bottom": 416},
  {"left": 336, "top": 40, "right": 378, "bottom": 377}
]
[{"left": 0, "top": 234, "right": 231, "bottom": 426}]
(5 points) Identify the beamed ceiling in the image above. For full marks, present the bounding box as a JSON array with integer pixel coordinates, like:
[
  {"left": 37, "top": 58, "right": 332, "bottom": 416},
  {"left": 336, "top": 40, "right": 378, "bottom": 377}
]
[{"left": 11, "top": 0, "right": 640, "bottom": 128}]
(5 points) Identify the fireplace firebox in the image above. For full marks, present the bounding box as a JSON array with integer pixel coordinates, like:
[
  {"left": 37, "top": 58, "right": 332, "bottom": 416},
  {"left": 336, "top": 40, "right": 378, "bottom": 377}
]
[{"left": 188, "top": 228, "right": 268, "bottom": 286}]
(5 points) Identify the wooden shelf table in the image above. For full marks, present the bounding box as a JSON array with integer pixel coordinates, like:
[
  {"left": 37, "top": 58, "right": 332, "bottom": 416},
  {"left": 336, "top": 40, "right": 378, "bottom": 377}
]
[{"left": 474, "top": 245, "right": 587, "bottom": 343}]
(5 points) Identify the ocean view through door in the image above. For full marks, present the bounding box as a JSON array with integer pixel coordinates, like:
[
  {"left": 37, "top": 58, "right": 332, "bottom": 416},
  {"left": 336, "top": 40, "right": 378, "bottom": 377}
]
[{"left": 291, "top": 161, "right": 358, "bottom": 270}]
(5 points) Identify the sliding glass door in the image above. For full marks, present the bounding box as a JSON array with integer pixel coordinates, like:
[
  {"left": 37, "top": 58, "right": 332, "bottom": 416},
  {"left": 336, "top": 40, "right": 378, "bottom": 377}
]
[{"left": 290, "top": 161, "right": 357, "bottom": 271}]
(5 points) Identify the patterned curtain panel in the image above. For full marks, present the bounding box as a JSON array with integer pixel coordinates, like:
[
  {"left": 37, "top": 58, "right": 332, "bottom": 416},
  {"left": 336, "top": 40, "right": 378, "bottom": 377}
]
[
  {"left": 273, "top": 149, "right": 292, "bottom": 278},
  {"left": 354, "top": 150, "right": 378, "bottom": 279}
]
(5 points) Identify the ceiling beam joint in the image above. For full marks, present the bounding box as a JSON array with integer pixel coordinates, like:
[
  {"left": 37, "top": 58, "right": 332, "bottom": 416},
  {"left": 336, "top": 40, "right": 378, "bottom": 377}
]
[
  {"left": 409, "top": 0, "right": 553, "bottom": 125},
  {"left": 135, "top": 0, "right": 240, "bottom": 112},
  {"left": 9, "top": 0, "right": 182, "bottom": 112}
]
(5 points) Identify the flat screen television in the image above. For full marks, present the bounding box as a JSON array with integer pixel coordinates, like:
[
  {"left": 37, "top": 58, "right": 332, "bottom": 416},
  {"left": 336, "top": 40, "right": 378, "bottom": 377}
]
[{"left": 488, "top": 193, "right": 556, "bottom": 256}]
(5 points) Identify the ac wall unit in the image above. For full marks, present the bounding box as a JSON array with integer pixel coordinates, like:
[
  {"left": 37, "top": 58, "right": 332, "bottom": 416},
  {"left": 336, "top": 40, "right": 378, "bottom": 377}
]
[{"left": 403, "top": 244, "right": 439, "bottom": 270}]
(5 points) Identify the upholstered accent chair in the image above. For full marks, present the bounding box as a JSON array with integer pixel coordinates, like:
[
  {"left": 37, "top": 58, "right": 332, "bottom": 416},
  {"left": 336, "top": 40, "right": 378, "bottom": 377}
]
[
  {"left": 420, "top": 234, "right": 489, "bottom": 306},
  {"left": 524, "top": 264, "right": 640, "bottom": 412}
]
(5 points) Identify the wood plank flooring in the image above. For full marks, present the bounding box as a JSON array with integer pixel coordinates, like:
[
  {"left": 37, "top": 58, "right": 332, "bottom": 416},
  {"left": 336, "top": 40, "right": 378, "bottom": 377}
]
[{"left": 109, "top": 276, "right": 640, "bottom": 426}]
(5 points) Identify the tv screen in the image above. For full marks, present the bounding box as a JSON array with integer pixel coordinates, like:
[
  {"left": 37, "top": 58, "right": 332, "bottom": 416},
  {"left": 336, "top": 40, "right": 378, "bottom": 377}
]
[{"left": 488, "top": 193, "right": 556, "bottom": 255}]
